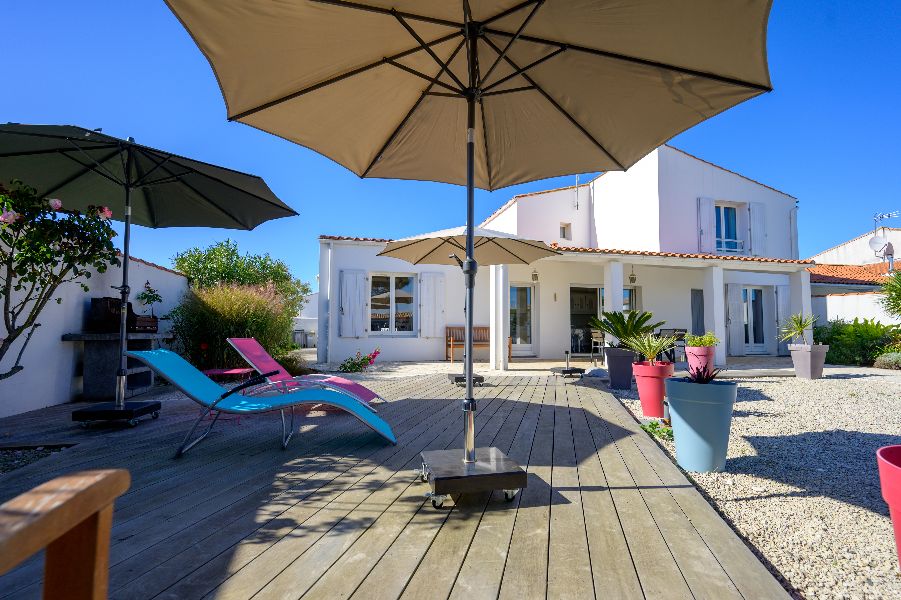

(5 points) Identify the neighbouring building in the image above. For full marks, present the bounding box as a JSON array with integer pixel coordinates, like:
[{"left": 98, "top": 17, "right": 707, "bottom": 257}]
[{"left": 317, "top": 145, "right": 814, "bottom": 368}]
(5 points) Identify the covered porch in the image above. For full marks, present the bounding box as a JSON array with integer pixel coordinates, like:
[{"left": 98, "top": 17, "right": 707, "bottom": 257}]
[{"left": 485, "top": 249, "right": 814, "bottom": 369}]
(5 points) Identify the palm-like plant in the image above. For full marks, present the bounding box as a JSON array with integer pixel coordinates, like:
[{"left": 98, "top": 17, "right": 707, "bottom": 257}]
[
  {"left": 620, "top": 333, "right": 678, "bottom": 365},
  {"left": 779, "top": 313, "right": 817, "bottom": 345},
  {"left": 588, "top": 310, "right": 665, "bottom": 348},
  {"left": 881, "top": 272, "right": 901, "bottom": 319}
]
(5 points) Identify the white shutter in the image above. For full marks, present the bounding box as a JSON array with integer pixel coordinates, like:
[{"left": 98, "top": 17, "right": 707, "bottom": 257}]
[
  {"left": 776, "top": 285, "right": 791, "bottom": 355},
  {"left": 418, "top": 272, "right": 446, "bottom": 338},
  {"left": 697, "top": 197, "right": 715, "bottom": 253},
  {"left": 749, "top": 202, "right": 766, "bottom": 256},
  {"left": 726, "top": 284, "right": 745, "bottom": 356},
  {"left": 339, "top": 270, "right": 367, "bottom": 338}
]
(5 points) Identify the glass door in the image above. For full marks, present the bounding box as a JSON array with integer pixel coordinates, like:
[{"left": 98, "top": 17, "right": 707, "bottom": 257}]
[
  {"left": 510, "top": 285, "right": 534, "bottom": 355},
  {"left": 570, "top": 287, "right": 599, "bottom": 354},
  {"left": 743, "top": 287, "right": 766, "bottom": 354}
]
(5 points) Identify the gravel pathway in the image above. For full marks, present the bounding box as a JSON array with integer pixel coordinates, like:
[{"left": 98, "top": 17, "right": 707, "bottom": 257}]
[{"left": 612, "top": 371, "right": 901, "bottom": 600}]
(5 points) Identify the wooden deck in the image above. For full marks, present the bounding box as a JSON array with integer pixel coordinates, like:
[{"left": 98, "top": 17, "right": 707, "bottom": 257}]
[{"left": 0, "top": 375, "right": 788, "bottom": 599}]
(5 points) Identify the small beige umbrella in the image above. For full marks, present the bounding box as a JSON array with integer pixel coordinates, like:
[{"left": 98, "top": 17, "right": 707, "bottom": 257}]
[{"left": 378, "top": 226, "right": 558, "bottom": 265}]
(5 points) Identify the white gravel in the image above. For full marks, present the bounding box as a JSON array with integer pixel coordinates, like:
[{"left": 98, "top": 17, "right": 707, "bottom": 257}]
[{"left": 612, "top": 371, "right": 901, "bottom": 600}]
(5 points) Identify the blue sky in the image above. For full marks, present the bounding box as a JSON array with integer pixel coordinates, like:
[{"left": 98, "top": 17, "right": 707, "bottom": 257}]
[{"left": 2, "top": 1, "right": 899, "bottom": 290}]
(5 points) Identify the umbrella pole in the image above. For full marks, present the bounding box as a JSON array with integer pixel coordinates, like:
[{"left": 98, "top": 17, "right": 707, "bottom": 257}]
[
  {"left": 115, "top": 184, "right": 132, "bottom": 408},
  {"left": 462, "top": 19, "right": 478, "bottom": 464}
]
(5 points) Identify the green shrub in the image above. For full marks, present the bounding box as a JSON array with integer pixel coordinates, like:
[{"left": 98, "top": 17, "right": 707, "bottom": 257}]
[
  {"left": 814, "top": 318, "right": 900, "bottom": 366},
  {"left": 881, "top": 272, "right": 901, "bottom": 319},
  {"left": 641, "top": 420, "right": 673, "bottom": 441},
  {"left": 275, "top": 351, "right": 316, "bottom": 376},
  {"left": 169, "top": 283, "right": 294, "bottom": 370},
  {"left": 684, "top": 331, "right": 719, "bottom": 347},
  {"left": 588, "top": 310, "right": 665, "bottom": 348},
  {"left": 874, "top": 353, "right": 901, "bottom": 370}
]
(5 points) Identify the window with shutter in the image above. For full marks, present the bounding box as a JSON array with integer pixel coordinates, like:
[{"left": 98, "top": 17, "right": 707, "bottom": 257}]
[{"left": 339, "top": 270, "right": 367, "bottom": 338}]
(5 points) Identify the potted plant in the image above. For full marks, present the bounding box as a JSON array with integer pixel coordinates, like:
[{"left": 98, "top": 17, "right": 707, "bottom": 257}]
[
  {"left": 877, "top": 445, "right": 901, "bottom": 568},
  {"left": 589, "top": 310, "right": 664, "bottom": 389},
  {"left": 684, "top": 331, "right": 719, "bottom": 375},
  {"left": 621, "top": 333, "right": 677, "bottom": 418},
  {"left": 136, "top": 281, "right": 163, "bottom": 317},
  {"left": 665, "top": 366, "right": 737, "bottom": 472},
  {"left": 780, "top": 313, "right": 828, "bottom": 379}
]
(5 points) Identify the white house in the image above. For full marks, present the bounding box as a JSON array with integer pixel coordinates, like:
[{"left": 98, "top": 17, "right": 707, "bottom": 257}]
[
  {"left": 810, "top": 227, "right": 899, "bottom": 265},
  {"left": 317, "top": 146, "right": 813, "bottom": 368}
]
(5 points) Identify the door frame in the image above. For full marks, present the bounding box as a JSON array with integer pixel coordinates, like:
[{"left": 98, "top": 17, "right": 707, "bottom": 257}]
[
  {"left": 510, "top": 282, "right": 538, "bottom": 356},
  {"left": 743, "top": 286, "right": 767, "bottom": 354}
]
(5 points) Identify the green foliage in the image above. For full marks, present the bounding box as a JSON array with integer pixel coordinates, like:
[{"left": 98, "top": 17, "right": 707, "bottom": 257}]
[
  {"left": 338, "top": 348, "right": 381, "bottom": 373},
  {"left": 274, "top": 351, "right": 315, "bottom": 376},
  {"left": 684, "top": 331, "right": 719, "bottom": 347},
  {"left": 169, "top": 283, "right": 295, "bottom": 370},
  {"left": 172, "top": 239, "right": 311, "bottom": 314},
  {"left": 641, "top": 420, "right": 674, "bottom": 442},
  {"left": 814, "top": 318, "right": 900, "bottom": 366},
  {"left": 620, "top": 333, "right": 677, "bottom": 365},
  {"left": 874, "top": 352, "right": 901, "bottom": 370},
  {"left": 881, "top": 272, "right": 901, "bottom": 319},
  {"left": 135, "top": 280, "right": 163, "bottom": 315},
  {"left": 0, "top": 181, "right": 118, "bottom": 380},
  {"left": 779, "top": 313, "right": 817, "bottom": 345},
  {"left": 588, "top": 310, "right": 665, "bottom": 348}
]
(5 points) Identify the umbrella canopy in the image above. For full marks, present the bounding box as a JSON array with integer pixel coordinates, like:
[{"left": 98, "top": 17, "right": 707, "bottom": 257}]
[
  {"left": 0, "top": 123, "right": 296, "bottom": 413},
  {"left": 165, "top": 0, "right": 771, "bottom": 190},
  {"left": 379, "top": 226, "right": 558, "bottom": 265},
  {"left": 0, "top": 124, "right": 296, "bottom": 228}
]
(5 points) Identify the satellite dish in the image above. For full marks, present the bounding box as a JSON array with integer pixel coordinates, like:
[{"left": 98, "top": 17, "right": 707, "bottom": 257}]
[{"left": 869, "top": 235, "right": 888, "bottom": 252}]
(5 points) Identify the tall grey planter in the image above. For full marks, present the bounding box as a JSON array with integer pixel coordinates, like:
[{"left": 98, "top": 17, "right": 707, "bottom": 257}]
[
  {"left": 788, "top": 344, "right": 829, "bottom": 379},
  {"left": 604, "top": 347, "right": 638, "bottom": 390}
]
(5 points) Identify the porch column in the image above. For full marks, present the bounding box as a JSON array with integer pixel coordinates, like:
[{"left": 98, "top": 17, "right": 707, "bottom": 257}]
[
  {"left": 789, "top": 268, "right": 813, "bottom": 341},
  {"left": 489, "top": 264, "right": 509, "bottom": 370},
  {"left": 704, "top": 266, "right": 727, "bottom": 366},
  {"left": 603, "top": 261, "right": 624, "bottom": 344}
]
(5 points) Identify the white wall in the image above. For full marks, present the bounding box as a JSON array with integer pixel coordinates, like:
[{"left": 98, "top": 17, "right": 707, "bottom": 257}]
[
  {"left": 319, "top": 240, "right": 490, "bottom": 363},
  {"left": 483, "top": 201, "right": 517, "bottom": 235},
  {"left": 810, "top": 227, "right": 900, "bottom": 265},
  {"left": 593, "top": 151, "right": 661, "bottom": 251},
  {"left": 812, "top": 292, "right": 900, "bottom": 325},
  {"left": 511, "top": 186, "right": 593, "bottom": 248},
  {"left": 0, "top": 259, "right": 188, "bottom": 418},
  {"left": 657, "top": 146, "right": 798, "bottom": 258}
]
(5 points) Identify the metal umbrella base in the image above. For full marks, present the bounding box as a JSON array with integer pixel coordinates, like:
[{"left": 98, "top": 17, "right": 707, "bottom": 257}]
[
  {"left": 72, "top": 400, "right": 161, "bottom": 428},
  {"left": 419, "top": 447, "right": 527, "bottom": 509}
]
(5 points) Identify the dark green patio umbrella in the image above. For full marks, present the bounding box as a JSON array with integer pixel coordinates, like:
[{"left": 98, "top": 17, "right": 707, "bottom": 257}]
[
  {"left": 0, "top": 123, "right": 297, "bottom": 423},
  {"left": 166, "top": 0, "right": 772, "bottom": 477}
]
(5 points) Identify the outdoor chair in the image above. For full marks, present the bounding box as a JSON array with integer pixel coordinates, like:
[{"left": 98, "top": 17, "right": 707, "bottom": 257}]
[
  {"left": 227, "top": 337, "right": 382, "bottom": 408},
  {"left": 658, "top": 328, "right": 688, "bottom": 362},
  {"left": 127, "top": 349, "right": 397, "bottom": 457},
  {"left": 589, "top": 329, "right": 605, "bottom": 364}
]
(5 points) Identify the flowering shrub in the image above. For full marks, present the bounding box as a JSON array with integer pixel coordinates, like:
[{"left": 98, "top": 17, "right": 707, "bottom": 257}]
[
  {"left": 0, "top": 181, "right": 118, "bottom": 380},
  {"left": 338, "top": 348, "right": 381, "bottom": 373}
]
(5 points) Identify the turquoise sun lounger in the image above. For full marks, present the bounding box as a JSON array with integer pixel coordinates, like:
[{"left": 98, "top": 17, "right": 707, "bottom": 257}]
[{"left": 128, "top": 349, "right": 397, "bottom": 457}]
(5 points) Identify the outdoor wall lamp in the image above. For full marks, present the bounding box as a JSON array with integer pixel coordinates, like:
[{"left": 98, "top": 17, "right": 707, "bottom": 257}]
[{"left": 628, "top": 266, "right": 637, "bottom": 285}]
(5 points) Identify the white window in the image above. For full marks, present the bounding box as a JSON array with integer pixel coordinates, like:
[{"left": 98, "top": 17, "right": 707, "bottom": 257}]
[
  {"left": 370, "top": 274, "right": 416, "bottom": 335},
  {"left": 599, "top": 287, "right": 642, "bottom": 313},
  {"left": 559, "top": 222, "right": 572, "bottom": 240},
  {"left": 715, "top": 204, "right": 743, "bottom": 253}
]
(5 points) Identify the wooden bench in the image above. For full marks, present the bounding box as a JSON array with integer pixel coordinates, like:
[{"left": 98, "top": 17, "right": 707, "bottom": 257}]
[
  {"left": 446, "top": 326, "right": 511, "bottom": 363},
  {"left": 0, "top": 469, "right": 130, "bottom": 599}
]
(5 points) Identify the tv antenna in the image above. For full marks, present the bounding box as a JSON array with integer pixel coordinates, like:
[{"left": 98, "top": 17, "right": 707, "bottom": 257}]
[{"left": 870, "top": 210, "right": 898, "bottom": 268}]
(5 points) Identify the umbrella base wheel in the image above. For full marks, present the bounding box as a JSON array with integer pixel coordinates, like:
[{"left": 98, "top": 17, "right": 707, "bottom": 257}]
[{"left": 503, "top": 489, "right": 520, "bottom": 502}]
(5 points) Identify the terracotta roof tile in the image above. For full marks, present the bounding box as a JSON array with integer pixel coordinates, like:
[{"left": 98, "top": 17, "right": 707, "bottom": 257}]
[
  {"left": 116, "top": 251, "right": 185, "bottom": 277},
  {"left": 808, "top": 262, "right": 891, "bottom": 285},
  {"left": 319, "top": 234, "right": 392, "bottom": 243},
  {"left": 550, "top": 244, "right": 814, "bottom": 265}
]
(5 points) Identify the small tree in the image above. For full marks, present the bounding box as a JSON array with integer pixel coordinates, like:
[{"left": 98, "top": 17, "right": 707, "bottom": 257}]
[
  {"left": 172, "top": 239, "right": 310, "bottom": 314},
  {"left": 881, "top": 272, "right": 901, "bottom": 319},
  {"left": 0, "top": 181, "right": 118, "bottom": 380}
]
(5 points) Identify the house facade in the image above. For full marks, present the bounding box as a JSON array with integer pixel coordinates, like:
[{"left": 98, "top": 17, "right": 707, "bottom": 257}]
[{"left": 317, "top": 146, "right": 813, "bottom": 368}]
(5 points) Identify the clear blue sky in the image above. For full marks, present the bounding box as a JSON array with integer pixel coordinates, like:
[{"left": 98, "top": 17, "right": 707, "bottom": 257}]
[{"left": 2, "top": 1, "right": 899, "bottom": 290}]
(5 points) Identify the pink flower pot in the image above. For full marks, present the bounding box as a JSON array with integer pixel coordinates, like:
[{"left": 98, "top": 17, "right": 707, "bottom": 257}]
[
  {"left": 686, "top": 346, "right": 716, "bottom": 374},
  {"left": 877, "top": 445, "right": 901, "bottom": 567},
  {"left": 632, "top": 361, "right": 674, "bottom": 418}
]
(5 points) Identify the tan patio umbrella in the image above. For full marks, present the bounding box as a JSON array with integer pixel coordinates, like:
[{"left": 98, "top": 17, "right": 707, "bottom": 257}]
[
  {"left": 378, "top": 226, "right": 557, "bottom": 265},
  {"left": 168, "top": 0, "right": 772, "bottom": 469}
]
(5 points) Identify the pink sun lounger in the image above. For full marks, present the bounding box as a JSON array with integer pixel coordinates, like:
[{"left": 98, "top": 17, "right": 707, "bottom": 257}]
[{"left": 227, "top": 338, "right": 382, "bottom": 407}]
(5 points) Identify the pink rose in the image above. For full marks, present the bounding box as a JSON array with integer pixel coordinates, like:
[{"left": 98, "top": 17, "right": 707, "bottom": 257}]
[
  {"left": 99, "top": 206, "right": 113, "bottom": 219},
  {"left": 0, "top": 210, "right": 19, "bottom": 224},
  {"left": 49, "top": 198, "right": 63, "bottom": 211}
]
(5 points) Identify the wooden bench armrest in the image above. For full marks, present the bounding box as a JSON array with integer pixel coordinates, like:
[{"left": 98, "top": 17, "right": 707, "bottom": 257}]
[{"left": 0, "top": 469, "right": 130, "bottom": 579}]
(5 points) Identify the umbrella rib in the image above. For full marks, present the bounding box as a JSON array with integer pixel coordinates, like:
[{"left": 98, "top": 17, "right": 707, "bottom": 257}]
[
  {"left": 481, "top": 36, "right": 625, "bottom": 170},
  {"left": 310, "top": 0, "right": 461, "bottom": 28},
  {"left": 229, "top": 31, "right": 460, "bottom": 121},
  {"left": 413, "top": 238, "right": 450, "bottom": 265},
  {"left": 57, "top": 152, "right": 126, "bottom": 188},
  {"left": 483, "top": 28, "right": 772, "bottom": 92},
  {"left": 486, "top": 237, "right": 529, "bottom": 264},
  {"left": 481, "top": 46, "right": 566, "bottom": 93},
  {"left": 39, "top": 148, "right": 124, "bottom": 198},
  {"left": 481, "top": 0, "right": 542, "bottom": 26},
  {"left": 131, "top": 153, "right": 175, "bottom": 187},
  {"left": 478, "top": 96, "right": 492, "bottom": 190},
  {"left": 66, "top": 138, "right": 126, "bottom": 185},
  {"left": 362, "top": 37, "right": 466, "bottom": 178},
  {"left": 480, "top": 0, "right": 544, "bottom": 87},
  {"left": 154, "top": 161, "right": 251, "bottom": 229},
  {"left": 481, "top": 86, "right": 535, "bottom": 97},
  {"left": 391, "top": 10, "right": 466, "bottom": 91},
  {"left": 133, "top": 149, "right": 158, "bottom": 227},
  {"left": 384, "top": 59, "right": 464, "bottom": 95}
]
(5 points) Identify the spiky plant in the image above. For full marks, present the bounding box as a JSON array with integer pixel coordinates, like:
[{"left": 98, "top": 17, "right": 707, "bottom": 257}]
[
  {"left": 779, "top": 313, "right": 817, "bottom": 346},
  {"left": 687, "top": 364, "right": 722, "bottom": 383},
  {"left": 588, "top": 310, "right": 665, "bottom": 348},
  {"left": 620, "top": 333, "right": 678, "bottom": 365}
]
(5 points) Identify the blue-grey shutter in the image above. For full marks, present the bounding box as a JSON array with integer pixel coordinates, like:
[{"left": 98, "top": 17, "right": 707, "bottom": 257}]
[
  {"left": 339, "top": 270, "right": 367, "bottom": 338},
  {"left": 418, "top": 272, "right": 445, "bottom": 338},
  {"left": 690, "top": 289, "right": 705, "bottom": 335}
]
